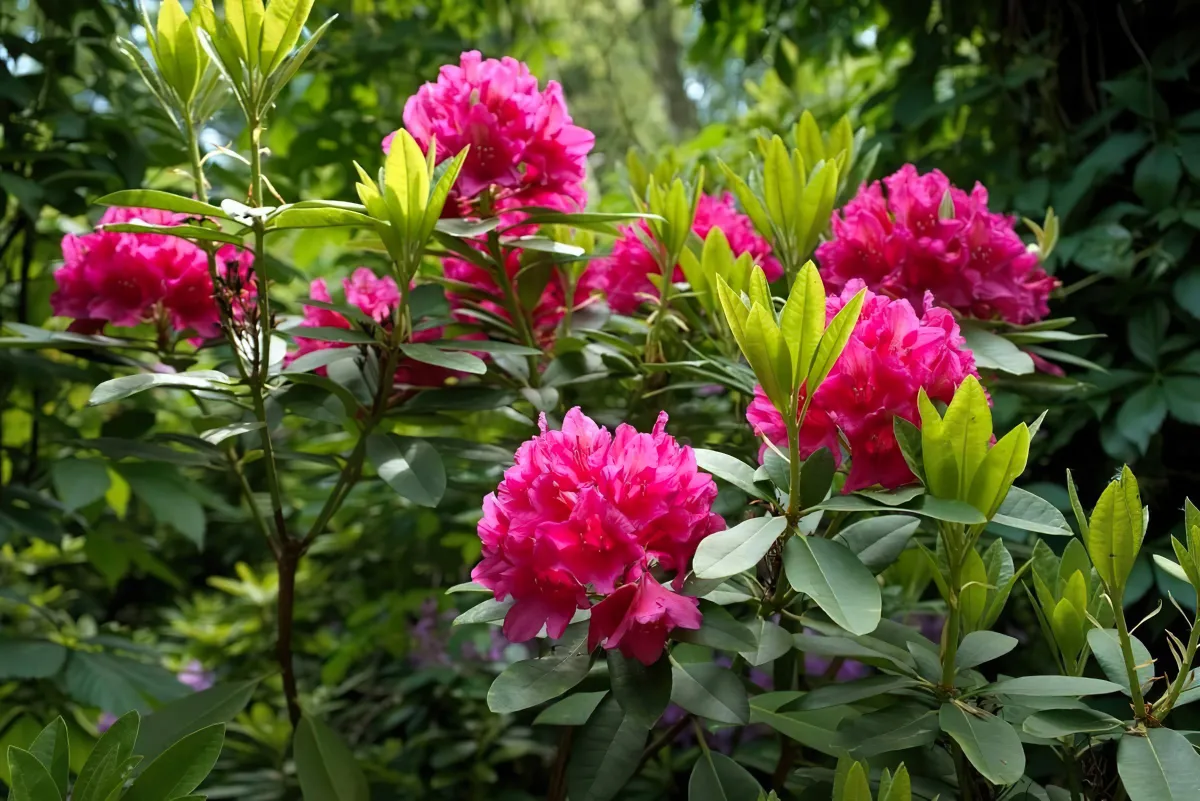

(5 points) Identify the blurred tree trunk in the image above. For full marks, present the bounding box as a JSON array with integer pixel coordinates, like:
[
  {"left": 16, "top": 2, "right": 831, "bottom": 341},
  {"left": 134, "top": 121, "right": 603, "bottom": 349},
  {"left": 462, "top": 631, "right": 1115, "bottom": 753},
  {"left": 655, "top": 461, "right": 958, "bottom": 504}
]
[{"left": 644, "top": 0, "right": 699, "bottom": 136}]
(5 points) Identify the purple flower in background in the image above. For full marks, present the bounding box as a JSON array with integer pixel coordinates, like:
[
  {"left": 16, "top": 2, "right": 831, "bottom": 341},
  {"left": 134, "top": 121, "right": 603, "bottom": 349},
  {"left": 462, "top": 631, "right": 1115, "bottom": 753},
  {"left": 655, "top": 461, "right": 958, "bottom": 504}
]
[
  {"left": 96, "top": 712, "right": 118, "bottom": 733},
  {"left": 804, "top": 652, "right": 871, "bottom": 681},
  {"left": 178, "top": 660, "right": 215, "bottom": 691}
]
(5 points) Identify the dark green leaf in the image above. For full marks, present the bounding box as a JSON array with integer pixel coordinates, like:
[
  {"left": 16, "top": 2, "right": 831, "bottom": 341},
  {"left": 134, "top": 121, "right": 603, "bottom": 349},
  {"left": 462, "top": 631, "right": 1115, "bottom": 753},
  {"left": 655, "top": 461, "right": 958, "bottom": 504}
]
[
  {"left": 783, "top": 536, "right": 881, "bottom": 636},
  {"left": 955, "top": 631, "right": 1018, "bottom": 670},
  {"left": 939, "top": 703, "right": 1026, "bottom": 785},
  {"left": 670, "top": 661, "right": 749, "bottom": 725},
  {"left": 748, "top": 693, "right": 853, "bottom": 757},
  {"left": 1132, "top": 145, "right": 1182, "bottom": 211},
  {"left": 993, "top": 486, "right": 1072, "bottom": 536},
  {"left": 365, "top": 434, "right": 446, "bottom": 507},
  {"left": 533, "top": 691, "right": 609, "bottom": 726},
  {"left": 123, "top": 723, "right": 224, "bottom": 801},
  {"left": 799, "top": 448, "right": 836, "bottom": 509},
  {"left": 293, "top": 716, "right": 369, "bottom": 801},
  {"left": 1021, "top": 708, "right": 1122, "bottom": 739},
  {"left": 961, "top": 326, "right": 1035, "bottom": 375},
  {"left": 487, "top": 654, "right": 592, "bottom": 714},
  {"left": 291, "top": 326, "right": 375, "bottom": 344},
  {"left": 89, "top": 371, "right": 234, "bottom": 406},
  {"left": 0, "top": 639, "right": 67, "bottom": 679},
  {"left": 834, "top": 515, "right": 920, "bottom": 573},
  {"left": 399, "top": 343, "right": 487, "bottom": 375},
  {"left": 984, "top": 675, "right": 1122, "bottom": 697},
  {"left": 61, "top": 650, "right": 188, "bottom": 714},
  {"left": 121, "top": 464, "right": 207, "bottom": 547},
  {"left": 608, "top": 652, "right": 671, "bottom": 726},
  {"left": 739, "top": 619, "right": 792, "bottom": 667},
  {"left": 51, "top": 460, "right": 110, "bottom": 511},
  {"left": 74, "top": 711, "right": 139, "bottom": 801},
  {"left": 6, "top": 747, "right": 62, "bottom": 801},
  {"left": 689, "top": 751, "right": 763, "bottom": 801},
  {"left": 793, "top": 675, "right": 919, "bottom": 711},
  {"left": 27, "top": 718, "right": 69, "bottom": 799},
  {"left": 135, "top": 680, "right": 258, "bottom": 768},
  {"left": 566, "top": 695, "right": 648, "bottom": 801},
  {"left": 1087, "top": 629, "right": 1153, "bottom": 697},
  {"left": 673, "top": 603, "right": 756, "bottom": 652}
]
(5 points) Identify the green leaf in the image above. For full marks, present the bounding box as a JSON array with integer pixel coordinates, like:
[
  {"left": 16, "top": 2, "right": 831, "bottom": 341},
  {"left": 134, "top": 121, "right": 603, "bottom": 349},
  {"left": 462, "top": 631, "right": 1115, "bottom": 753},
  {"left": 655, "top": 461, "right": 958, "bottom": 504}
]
[
  {"left": 1164, "top": 377, "right": 1200, "bottom": 425},
  {"left": 984, "top": 675, "right": 1123, "bottom": 697},
  {"left": 365, "top": 434, "right": 446, "bottom": 507},
  {"left": 121, "top": 464, "right": 207, "bottom": 547},
  {"left": 265, "top": 206, "right": 373, "bottom": 230},
  {"left": 199, "top": 421, "right": 265, "bottom": 445},
  {"left": 799, "top": 448, "right": 836, "bottom": 509},
  {"left": 135, "top": 680, "right": 258, "bottom": 769},
  {"left": 783, "top": 536, "right": 881, "bottom": 636},
  {"left": 99, "top": 222, "right": 243, "bottom": 246},
  {"left": 967, "top": 424, "right": 1030, "bottom": 518},
  {"left": 960, "top": 326, "right": 1035, "bottom": 375},
  {"left": 1021, "top": 708, "right": 1122, "bottom": 739},
  {"left": 89, "top": 371, "right": 234, "bottom": 406},
  {"left": 0, "top": 639, "right": 67, "bottom": 679},
  {"left": 779, "top": 261, "right": 826, "bottom": 383},
  {"left": 258, "top": 0, "right": 314, "bottom": 72},
  {"left": 1117, "top": 727, "right": 1200, "bottom": 801},
  {"left": 748, "top": 694, "right": 853, "bottom": 757},
  {"left": 7, "top": 747, "right": 62, "bottom": 801},
  {"left": 399, "top": 343, "right": 487, "bottom": 375},
  {"left": 123, "top": 723, "right": 224, "bottom": 801},
  {"left": 566, "top": 695, "right": 648, "bottom": 801},
  {"left": 27, "top": 718, "right": 68, "bottom": 799},
  {"left": 834, "top": 515, "right": 919, "bottom": 573},
  {"left": 673, "top": 603, "right": 756, "bottom": 652},
  {"left": 808, "top": 288, "right": 865, "bottom": 391},
  {"left": 893, "top": 417, "right": 925, "bottom": 484},
  {"left": 1086, "top": 628, "right": 1153, "bottom": 697},
  {"left": 956, "top": 631, "right": 1018, "bottom": 670},
  {"left": 74, "top": 711, "right": 139, "bottom": 801},
  {"left": 1133, "top": 144, "right": 1182, "bottom": 211},
  {"left": 534, "top": 691, "right": 608, "bottom": 726},
  {"left": 939, "top": 703, "right": 1026, "bottom": 786},
  {"left": 838, "top": 761, "right": 871, "bottom": 801},
  {"left": 693, "top": 516, "right": 786, "bottom": 580},
  {"left": 793, "top": 675, "right": 919, "bottom": 711},
  {"left": 694, "top": 449, "right": 771, "bottom": 501},
  {"left": 670, "top": 662, "right": 750, "bottom": 725},
  {"left": 294, "top": 716, "right": 369, "bottom": 801},
  {"left": 1087, "top": 466, "right": 1144, "bottom": 590},
  {"left": 941, "top": 375, "right": 992, "bottom": 499},
  {"left": 993, "top": 486, "right": 1072, "bottom": 536},
  {"left": 608, "top": 652, "right": 671, "bottom": 726},
  {"left": 291, "top": 326, "right": 374, "bottom": 344},
  {"left": 452, "top": 597, "right": 512, "bottom": 626},
  {"left": 97, "top": 190, "right": 229, "bottom": 220},
  {"left": 487, "top": 654, "right": 592, "bottom": 714},
  {"left": 689, "top": 751, "right": 763, "bottom": 801},
  {"left": 739, "top": 619, "right": 793, "bottom": 667}
]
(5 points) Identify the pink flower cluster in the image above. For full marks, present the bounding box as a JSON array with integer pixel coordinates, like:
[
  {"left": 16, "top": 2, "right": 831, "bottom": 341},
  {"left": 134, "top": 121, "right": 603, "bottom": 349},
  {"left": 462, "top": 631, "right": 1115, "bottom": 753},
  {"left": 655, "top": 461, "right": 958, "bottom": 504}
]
[
  {"left": 290, "top": 268, "right": 451, "bottom": 387},
  {"left": 747, "top": 281, "right": 978, "bottom": 492},
  {"left": 597, "top": 192, "right": 783, "bottom": 315},
  {"left": 389, "top": 50, "right": 594, "bottom": 216},
  {"left": 443, "top": 245, "right": 603, "bottom": 348},
  {"left": 51, "top": 207, "right": 254, "bottom": 338},
  {"left": 472, "top": 408, "right": 724, "bottom": 664},
  {"left": 817, "top": 165, "right": 1057, "bottom": 325}
]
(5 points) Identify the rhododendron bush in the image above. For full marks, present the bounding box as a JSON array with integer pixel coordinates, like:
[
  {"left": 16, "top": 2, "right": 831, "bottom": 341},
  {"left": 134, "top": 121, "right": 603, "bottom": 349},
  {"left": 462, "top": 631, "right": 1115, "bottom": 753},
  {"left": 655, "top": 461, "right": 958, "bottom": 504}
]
[{"left": 6, "top": 2, "right": 1200, "bottom": 801}]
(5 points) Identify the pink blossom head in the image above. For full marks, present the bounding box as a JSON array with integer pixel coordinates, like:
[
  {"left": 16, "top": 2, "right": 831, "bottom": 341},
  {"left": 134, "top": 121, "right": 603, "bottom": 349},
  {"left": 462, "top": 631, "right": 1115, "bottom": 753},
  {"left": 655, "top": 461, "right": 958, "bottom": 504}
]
[
  {"left": 51, "top": 206, "right": 254, "bottom": 340},
  {"left": 596, "top": 192, "right": 783, "bottom": 315},
  {"left": 587, "top": 574, "right": 702, "bottom": 665},
  {"left": 817, "top": 165, "right": 1057, "bottom": 325},
  {"left": 471, "top": 408, "right": 723, "bottom": 656},
  {"left": 390, "top": 51, "right": 595, "bottom": 216},
  {"left": 747, "top": 281, "right": 979, "bottom": 492}
]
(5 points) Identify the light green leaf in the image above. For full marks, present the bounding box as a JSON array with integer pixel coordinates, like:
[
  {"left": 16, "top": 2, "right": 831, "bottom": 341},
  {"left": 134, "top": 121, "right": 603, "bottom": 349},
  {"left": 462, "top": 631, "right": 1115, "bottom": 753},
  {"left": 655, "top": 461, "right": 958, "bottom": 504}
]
[
  {"left": 1087, "top": 466, "right": 1144, "bottom": 590},
  {"left": 566, "top": 695, "right": 648, "bottom": 801},
  {"left": 671, "top": 662, "right": 749, "bottom": 725},
  {"left": 123, "top": 723, "right": 224, "bottom": 801},
  {"left": 27, "top": 718, "right": 69, "bottom": 799},
  {"left": 941, "top": 375, "right": 992, "bottom": 499},
  {"left": 259, "top": 0, "right": 314, "bottom": 73},
  {"left": 7, "top": 747, "right": 62, "bottom": 801},
  {"left": 961, "top": 326, "right": 1035, "bottom": 375},
  {"left": 808, "top": 288, "right": 865, "bottom": 391},
  {"left": 399, "top": 343, "right": 487, "bottom": 375},
  {"left": 779, "top": 260, "right": 825, "bottom": 384},
  {"left": 693, "top": 516, "right": 786, "bottom": 580},
  {"left": 834, "top": 515, "right": 919, "bottom": 573},
  {"left": 939, "top": 703, "right": 1026, "bottom": 786},
  {"left": 993, "top": 486, "right": 1073, "bottom": 536},
  {"left": 783, "top": 536, "right": 881, "bottom": 636},
  {"left": 984, "top": 675, "right": 1123, "bottom": 697},
  {"left": 452, "top": 597, "right": 512, "bottom": 626},
  {"left": 89, "top": 371, "right": 234, "bottom": 406},
  {"left": 693, "top": 450, "right": 771, "bottom": 501},
  {"left": 918, "top": 391, "right": 955, "bottom": 499},
  {"left": 97, "top": 190, "right": 229, "bottom": 220},
  {"left": 365, "top": 434, "right": 446, "bottom": 507},
  {"left": 956, "top": 631, "right": 1018, "bottom": 670},
  {"left": 487, "top": 654, "right": 592, "bottom": 714},
  {"left": 967, "top": 424, "right": 1030, "bottom": 518},
  {"left": 1117, "top": 727, "right": 1200, "bottom": 801},
  {"left": 293, "top": 716, "right": 369, "bottom": 801},
  {"left": 688, "top": 751, "right": 763, "bottom": 801}
]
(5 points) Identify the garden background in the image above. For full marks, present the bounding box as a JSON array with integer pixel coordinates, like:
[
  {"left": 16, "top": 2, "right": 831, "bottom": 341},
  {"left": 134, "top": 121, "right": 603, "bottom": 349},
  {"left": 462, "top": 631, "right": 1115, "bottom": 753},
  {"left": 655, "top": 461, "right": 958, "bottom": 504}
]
[{"left": 2, "top": 0, "right": 1200, "bottom": 798}]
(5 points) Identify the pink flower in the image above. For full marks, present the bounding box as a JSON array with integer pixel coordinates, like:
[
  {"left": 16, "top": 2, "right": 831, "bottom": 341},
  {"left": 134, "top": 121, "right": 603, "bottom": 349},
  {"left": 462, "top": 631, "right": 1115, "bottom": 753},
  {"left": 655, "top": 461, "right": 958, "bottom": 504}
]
[
  {"left": 290, "top": 268, "right": 456, "bottom": 388},
  {"left": 471, "top": 408, "right": 723, "bottom": 654},
  {"left": 389, "top": 51, "right": 594, "bottom": 216},
  {"left": 817, "top": 165, "right": 1057, "bottom": 325},
  {"left": 596, "top": 192, "right": 782, "bottom": 315},
  {"left": 442, "top": 246, "right": 603, "bottom": 348},
  {"left": 587, "top": 573, "right": 702, "bottom": 665},
  {"left": 51, "top": 207, "right": 255, "bottom": 339},
  {"left": 747, "top": 281, "right": 979, "bottom": 492}
]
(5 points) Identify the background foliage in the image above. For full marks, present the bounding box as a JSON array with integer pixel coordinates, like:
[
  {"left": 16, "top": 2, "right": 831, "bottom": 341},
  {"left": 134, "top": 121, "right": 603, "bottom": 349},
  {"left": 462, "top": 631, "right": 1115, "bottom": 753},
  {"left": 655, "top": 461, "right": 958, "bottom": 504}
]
[{"left": 2, "top": 0, "right": 1199, "bottom": 798}]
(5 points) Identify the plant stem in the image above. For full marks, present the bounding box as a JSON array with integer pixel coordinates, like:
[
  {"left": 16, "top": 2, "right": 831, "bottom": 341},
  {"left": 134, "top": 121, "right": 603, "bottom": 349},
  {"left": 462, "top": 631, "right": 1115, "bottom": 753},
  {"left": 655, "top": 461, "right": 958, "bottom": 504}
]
[
  {"left": 636, "top": 715, "right": 691, "bottom": 772},
  {"left": 485, "top": 231, "right": 541, "bottom": 386},
  {"left": 952, "top": 740, "right": 974, "bottom": 801},
  {"left": 275, "top": 543, "right": 301, "bottom": 727},
  {"left": 785, "top": 409, "right": 802, "bottom": 527},
  {"left": 940, "top": 528, "right": 964, "bottom": 690},
  {"left": 1113, "top": 593, "right": 1148, "bottom": 722},
  {"left": 547, "top": 726, "right": 574, "bottom": 801},
  {"left": 643, "top": 244, "right": 674, "bottom": 365},
  {"left": 1157, "top": 611, "right": 1200, "bottom": 721}
]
